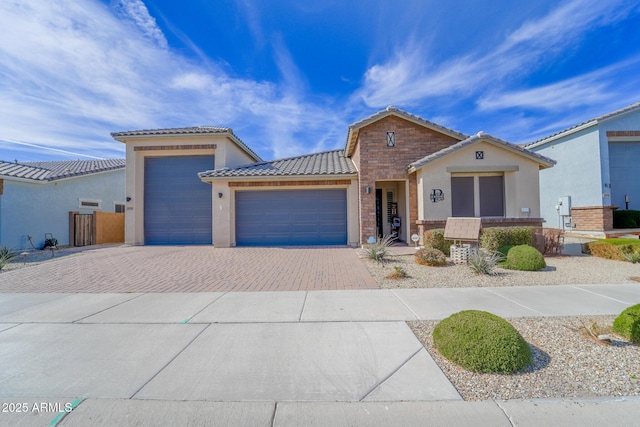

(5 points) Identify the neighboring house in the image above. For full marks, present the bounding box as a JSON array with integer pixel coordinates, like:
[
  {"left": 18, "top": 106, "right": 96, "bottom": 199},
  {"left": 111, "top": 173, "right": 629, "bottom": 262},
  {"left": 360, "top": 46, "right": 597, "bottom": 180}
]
[
  {"left": 113, "top": 107, "right": 554, "bottom": 247},
  {"left": 0, "top": 159, "right": 125, "bottom": 250},
  {"left": 527, "top": 102, "right": 640, "bottom": 234}
]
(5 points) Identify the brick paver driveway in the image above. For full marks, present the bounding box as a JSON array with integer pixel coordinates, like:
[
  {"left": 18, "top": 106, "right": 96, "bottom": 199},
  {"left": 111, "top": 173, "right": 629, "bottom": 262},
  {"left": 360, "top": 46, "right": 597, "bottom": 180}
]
[{"left": 0, "top": 246, "right": 378, "bottom": 292}]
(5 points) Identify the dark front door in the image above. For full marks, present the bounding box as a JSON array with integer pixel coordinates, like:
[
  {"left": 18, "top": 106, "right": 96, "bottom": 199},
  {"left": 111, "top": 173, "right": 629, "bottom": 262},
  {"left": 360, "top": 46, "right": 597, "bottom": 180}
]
[{"left": 375, "top": 188, "right": 383, "bottom": 237}]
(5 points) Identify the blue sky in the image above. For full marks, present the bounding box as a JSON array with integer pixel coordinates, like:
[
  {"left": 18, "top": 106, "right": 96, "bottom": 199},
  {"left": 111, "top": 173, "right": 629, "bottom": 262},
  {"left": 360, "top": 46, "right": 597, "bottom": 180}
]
[{"left": 1, "top": 0, "right": 639, "bottom": 162}]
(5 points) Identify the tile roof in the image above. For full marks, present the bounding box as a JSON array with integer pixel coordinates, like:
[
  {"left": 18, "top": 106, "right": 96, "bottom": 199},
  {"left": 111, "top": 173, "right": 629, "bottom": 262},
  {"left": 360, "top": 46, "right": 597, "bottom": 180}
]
[
  {"left": 0, "top": 159, "right": 125, "bottom": 182},
  {"left": 526, "top": 101, "right": 640, "bottom": 147},
  {"left": 408, "top": 132, "right": 556, "bottom": 172},
  {"left": 199, "top": 149, "right": 357, "bottom": 179},
  {"left": 345, "top": 106, "right": 468, "bottom": 156},
  {"left": 111, "top": 126, "right": 262, "bottom": 161}
]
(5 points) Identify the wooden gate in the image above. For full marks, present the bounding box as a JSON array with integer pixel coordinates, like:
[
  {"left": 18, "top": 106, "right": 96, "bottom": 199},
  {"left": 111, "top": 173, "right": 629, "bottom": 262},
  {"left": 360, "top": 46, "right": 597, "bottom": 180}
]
[{"left": 73, "top": 214, "right": 94, "bottom": 246}]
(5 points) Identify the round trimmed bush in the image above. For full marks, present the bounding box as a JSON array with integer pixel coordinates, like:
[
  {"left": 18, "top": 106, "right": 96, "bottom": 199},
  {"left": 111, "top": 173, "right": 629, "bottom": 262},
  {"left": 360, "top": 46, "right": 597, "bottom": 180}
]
[
  {"left": 612, "top": 303, "right": 640, "bottom": 343},
  {"left": 504, "top": 245, "right": 546, "bottom": 271},
  {"left": 415, "top": 247, "right": 447, "bottom": 266},
  {"left": 433, "top": 310, "right": 533, "bottom": 374}
]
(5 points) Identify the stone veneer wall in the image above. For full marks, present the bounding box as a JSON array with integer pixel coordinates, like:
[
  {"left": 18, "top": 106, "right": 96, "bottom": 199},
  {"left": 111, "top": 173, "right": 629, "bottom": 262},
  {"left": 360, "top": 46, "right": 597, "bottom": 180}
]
[{"left": 354, "top": 115, "right": 460, "bottom": 243}]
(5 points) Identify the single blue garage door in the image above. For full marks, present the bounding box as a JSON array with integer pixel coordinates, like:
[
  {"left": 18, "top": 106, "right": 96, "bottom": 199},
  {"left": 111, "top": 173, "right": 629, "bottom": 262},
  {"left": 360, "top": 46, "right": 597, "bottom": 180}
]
[
  {"left": 144, "top": 155, "right": 213, "bottom": 244},
  {"left": 236, "top": 189, "right": 347, "bottom": 246}
]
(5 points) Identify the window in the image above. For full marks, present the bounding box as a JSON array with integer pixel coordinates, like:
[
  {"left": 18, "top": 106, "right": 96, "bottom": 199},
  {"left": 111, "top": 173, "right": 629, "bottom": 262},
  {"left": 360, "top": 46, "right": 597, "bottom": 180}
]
[
  {"left": 386, "top": 131, "right": 395, "bottom": 147},
  {"left": 451, "top": 175, "right": 504, "bottom": 217},
  {"left": 451, "top": 177, "right": 474, "bottom": 217},
  {"left": 79, "top": 198, "right": 102, "bottom": 210},
  {"left": 479, "top": 176, "right": 504, "bottom": 216},
  {"left": 115, "top": 203, "right": 125, "bottom": 213}
]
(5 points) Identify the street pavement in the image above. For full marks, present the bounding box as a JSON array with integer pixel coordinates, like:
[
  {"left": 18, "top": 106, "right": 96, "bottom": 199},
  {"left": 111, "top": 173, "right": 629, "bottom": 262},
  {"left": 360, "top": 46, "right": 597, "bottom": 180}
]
[{"left": 1, "top": 283, "right": 640, "bottom": 426}]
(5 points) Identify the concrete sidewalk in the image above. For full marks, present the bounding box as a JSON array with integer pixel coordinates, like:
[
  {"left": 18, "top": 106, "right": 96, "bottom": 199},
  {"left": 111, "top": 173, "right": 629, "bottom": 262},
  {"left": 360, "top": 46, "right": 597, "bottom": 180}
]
[{"left": 1, "top": 284, "right": 639, "bottom": 426}]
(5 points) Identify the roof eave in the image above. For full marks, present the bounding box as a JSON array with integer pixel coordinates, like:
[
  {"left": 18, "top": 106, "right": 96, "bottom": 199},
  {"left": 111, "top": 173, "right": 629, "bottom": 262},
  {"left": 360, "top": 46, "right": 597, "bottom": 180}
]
[
  {"left": 526, "top": 120, "right": 598, "bottom": 149},
  {"left": 199, "top": 172, "right": 358, "bottom": 183}
]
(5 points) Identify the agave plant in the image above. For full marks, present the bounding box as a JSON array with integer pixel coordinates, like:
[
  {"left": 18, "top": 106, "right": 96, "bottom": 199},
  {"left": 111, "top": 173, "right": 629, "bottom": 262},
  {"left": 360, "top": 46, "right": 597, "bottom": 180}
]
[
  {"left": 0, "top": 245, "right": 16, "bottom": 271},
  {"left": 363, "top": 235, "right": 395, "bottom": 263}
]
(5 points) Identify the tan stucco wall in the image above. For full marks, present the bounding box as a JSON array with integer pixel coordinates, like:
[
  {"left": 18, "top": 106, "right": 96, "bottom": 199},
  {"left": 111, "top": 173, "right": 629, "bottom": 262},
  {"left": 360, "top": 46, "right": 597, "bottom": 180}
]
[
  {"left": 209, "top": 177, "right": 360, "bottom": 247},
  {"left": 121, "top": 134, "right": 256, "bottom": 245},
  {"left": 416, "top": 141, "right": 543, "bottom": 220}
]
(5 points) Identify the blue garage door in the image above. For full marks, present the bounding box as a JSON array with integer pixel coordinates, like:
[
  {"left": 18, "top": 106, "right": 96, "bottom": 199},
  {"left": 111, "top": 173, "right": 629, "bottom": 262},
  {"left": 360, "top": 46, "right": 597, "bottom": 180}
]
[
  {"left": 144, "top": 156, "right": 213, "bottom": 244},
  {"left": 236, "top": 189, "right": 347, "bottom": 246}
]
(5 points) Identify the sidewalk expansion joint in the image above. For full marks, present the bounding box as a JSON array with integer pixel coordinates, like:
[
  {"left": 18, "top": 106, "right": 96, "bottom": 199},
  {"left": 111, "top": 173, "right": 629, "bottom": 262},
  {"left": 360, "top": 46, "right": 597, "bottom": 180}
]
[
  {"left": 71, "top": 293, "right": 145, "bottom": 323},
  {"left": 483, "top": 288, "right": 544, "bottom": 316},
  {"left": 494, "top": 400, "right": 517, "bottom": 427},
  {"left": 129, "top": 323, "right": 210, "bottom": 399},
  {"left": 179, "top": 291, "right": 228, "bottom": 324},
  {"left": 390, "top": 290, "right": 420, "bottom": 320},
  {"left": 572, "top": 285, "right": 631, "bottom": 305},
  {"left": 358, "top": 347, "right": 423, "bottom": 401},
  {"left": 270, "top": 401, "right": 278, "bottom": 427},
  {"left": 297, "top": 292, "right": 308, "bottom": 321}
]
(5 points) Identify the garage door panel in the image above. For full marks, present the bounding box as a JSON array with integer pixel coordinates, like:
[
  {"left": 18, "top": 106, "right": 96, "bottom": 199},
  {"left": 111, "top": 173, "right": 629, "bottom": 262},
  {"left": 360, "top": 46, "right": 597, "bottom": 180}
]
[
  {"left": 236, "top": 189, "right": 347, "bottom": 246},
  {"left": 144, "top": 156, "right": 213, "bottom": 245}
]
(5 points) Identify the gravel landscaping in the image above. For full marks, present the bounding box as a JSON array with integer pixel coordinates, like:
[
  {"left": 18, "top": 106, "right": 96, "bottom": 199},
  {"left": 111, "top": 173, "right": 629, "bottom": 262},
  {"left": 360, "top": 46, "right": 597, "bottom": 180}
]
[
  {"left": 362, "top": 248, "right": 640, "bottom": 401},
  {"left": 362, "top": 253, "right": 640, "bottom": 288},
  {"left": 410, "top": 316, "right": 640, "bottom": 401}
]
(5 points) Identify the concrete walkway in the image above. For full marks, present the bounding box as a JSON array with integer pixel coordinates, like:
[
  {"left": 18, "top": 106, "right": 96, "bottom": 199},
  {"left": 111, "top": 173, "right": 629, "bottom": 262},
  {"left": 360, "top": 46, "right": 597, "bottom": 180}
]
[{"left": 1, "top": 284, "right": 639, "bottom": 426}]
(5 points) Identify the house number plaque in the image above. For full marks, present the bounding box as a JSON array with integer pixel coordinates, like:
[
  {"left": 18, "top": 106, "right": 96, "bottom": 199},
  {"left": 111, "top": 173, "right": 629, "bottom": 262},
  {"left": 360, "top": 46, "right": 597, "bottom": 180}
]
[{"left": 430, "top": 189, "right": 444, "bottom": 203}]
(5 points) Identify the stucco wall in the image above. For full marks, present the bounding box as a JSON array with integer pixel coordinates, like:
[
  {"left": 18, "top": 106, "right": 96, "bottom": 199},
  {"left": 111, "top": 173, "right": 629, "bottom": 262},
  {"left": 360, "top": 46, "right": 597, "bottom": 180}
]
[
  {"left": 210, "top": 178, "right": 360, "bottom": 247},
  {"left": 530, "top": 126, "right": 603, "bottom": 229},
  {"left": 121, "top": 134, "right": 255, "bottom": 245},
  {"left": 416, "top": 141, "right": 544, "bottom": 221},
  {"left": 0, "top": 170, "right": 125, "bottom": 250}
]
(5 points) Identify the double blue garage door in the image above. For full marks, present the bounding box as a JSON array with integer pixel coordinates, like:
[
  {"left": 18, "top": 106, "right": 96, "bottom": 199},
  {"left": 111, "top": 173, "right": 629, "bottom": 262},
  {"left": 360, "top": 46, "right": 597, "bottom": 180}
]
[
  {"left": 144, "top": 156, "right": 213, "bottom": 245},
  {"left": 235, "top": 189, "right": 348, "bottom": 246}
]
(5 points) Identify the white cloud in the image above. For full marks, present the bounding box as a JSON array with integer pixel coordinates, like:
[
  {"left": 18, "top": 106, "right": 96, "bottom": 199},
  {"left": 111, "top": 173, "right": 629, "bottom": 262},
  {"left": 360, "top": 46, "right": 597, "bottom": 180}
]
[
  {"left": 112, "top": 0, "right": 168, "bottom": 49},
  {"left": 0, "top": 0, "right": 345, "bottom": 161},
  {"left": 357, "top": 0, "right": 638, "bottom": 109}
]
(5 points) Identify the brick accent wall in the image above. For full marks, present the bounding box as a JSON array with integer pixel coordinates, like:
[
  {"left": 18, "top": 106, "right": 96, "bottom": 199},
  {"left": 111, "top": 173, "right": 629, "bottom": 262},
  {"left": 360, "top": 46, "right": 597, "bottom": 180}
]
[
  {"left": 570, "top": 206, "right": 615, "bottom": 231},
  {"left": 355, "top": 115, "right": 460, "bottom": 243}
]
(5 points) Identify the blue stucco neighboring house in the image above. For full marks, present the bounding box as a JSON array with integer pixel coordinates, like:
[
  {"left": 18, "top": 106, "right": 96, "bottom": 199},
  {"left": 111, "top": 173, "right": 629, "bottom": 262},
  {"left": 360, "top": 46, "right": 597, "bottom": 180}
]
[
  {"left": 527, "top": 102, "right": 640, "bottom": 234},
  {"left": 0, "top": 159, "right": 125, "bottom": 250}
]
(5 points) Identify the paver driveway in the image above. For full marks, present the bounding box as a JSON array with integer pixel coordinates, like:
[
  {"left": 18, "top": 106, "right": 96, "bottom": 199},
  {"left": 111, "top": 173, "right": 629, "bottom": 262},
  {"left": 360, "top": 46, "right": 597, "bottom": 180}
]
[{"left": 0, "top": 246, "right": 378, "bottom": 292}]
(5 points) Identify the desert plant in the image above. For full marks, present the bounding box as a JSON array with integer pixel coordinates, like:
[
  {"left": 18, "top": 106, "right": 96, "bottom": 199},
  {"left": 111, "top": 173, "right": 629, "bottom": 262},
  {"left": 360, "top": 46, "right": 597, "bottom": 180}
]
[
  {"left": 0, "top": 246, "right": 16, "bottom": 271},
  {"left": 467, "top": 248, "right": 503, "bottom": 275},
  {"left": 542, "top": 228, "right": 564, "bottom": 254},
  {"left": 480, "top": 226, "right": 536, "bottom": 252},
  {"left": 586, "top": 242, "right": 625, "bottom": 261},
  {"left": 503, "top": 245, "right": 546, "bottom": 271},
  {"left": 423, "top": 229, "right": 453, "bottom": 256},
  {"left": 497, "top": 245, "right": 513, "bottom": 256},
  {"left": 433, "top": 310, "right": 533, "bottom": 374},
  {"left": 623, "top": 251, "right": 640, "bottom": 264},
  {"left": 363, "top": 235, "right": 395, "bottom": 263},
  {"left": 613, "top": 304, "right": 640, "bottom": 343},
  {"left": 415, "top": 247, "right": 447, "bottom": 266},
  {"left": 386, "top": 266, "right": 408, "bottom": 279}
]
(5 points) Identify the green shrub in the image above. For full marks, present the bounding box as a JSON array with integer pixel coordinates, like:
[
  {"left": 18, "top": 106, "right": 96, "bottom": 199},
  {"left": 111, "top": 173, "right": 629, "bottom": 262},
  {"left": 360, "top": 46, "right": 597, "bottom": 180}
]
[
  {"left": 364, "top": 235, "right": 395, "bottom": 263},
  {"left": 480, "top": 227, "right": 536, "bottom": 252},
  {"left": 612, "top": 304, "right": 640, "bottom": 343},
  {"left": 467, "top": 248, "right": 503, "bottom": 275},
  {"left": 503, "top": 245, "right": 546, "bottom": 271},
  {"left": 497, "top": 245, "right": 513, "bottom": 256},
  {"left": 433, "top": 310, "right": 533, "bottom": 374},
  {"left": 613, "top": 210, "right": 640, "bottom": 229},
  {"left": 415, "top": 247, "right": 447, "bottom": 266},
  {"left": 423, "top": 229, "right": 453, "bottom": 256}
]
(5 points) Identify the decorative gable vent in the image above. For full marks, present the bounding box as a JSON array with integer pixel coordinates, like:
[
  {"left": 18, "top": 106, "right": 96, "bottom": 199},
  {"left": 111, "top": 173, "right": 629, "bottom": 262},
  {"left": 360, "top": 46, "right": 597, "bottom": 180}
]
[
  {"left": 79, "top": 198, "right": 102, "bottom": 210},
  {"left": 386, "top": 131, "right": 395, "bottom": 147}
]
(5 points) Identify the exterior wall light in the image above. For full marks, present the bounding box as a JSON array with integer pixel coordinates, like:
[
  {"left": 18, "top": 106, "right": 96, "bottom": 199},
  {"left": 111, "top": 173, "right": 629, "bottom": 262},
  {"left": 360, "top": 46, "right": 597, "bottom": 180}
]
[
  {"left": 366, "top": 186, "right": 371, "bottom": 194},
  {"left": 218, "top": 192, "right": 223, "bottom": 198}
]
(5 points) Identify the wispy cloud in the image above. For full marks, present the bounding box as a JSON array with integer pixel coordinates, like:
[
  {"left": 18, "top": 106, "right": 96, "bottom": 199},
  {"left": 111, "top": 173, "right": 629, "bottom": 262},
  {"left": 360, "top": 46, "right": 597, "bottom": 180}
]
[
  {"left": 357, "top": 0, "right": 639, "bottom": 109},
  {"left": 0, "top": 0, "right": 344, "bottom": 161}
]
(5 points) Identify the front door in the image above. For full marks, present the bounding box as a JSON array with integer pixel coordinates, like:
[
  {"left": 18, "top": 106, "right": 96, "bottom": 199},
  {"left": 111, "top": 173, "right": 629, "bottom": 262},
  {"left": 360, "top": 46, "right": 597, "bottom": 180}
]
[{"left": 375, "top": 189, "right": 383, "bottom": 237}]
